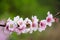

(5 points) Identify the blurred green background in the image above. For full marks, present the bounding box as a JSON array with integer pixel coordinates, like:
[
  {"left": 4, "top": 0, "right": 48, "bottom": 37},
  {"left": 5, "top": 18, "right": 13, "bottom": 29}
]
[{"left": 0, "top": 0, "right": 60, "bottom": 40}]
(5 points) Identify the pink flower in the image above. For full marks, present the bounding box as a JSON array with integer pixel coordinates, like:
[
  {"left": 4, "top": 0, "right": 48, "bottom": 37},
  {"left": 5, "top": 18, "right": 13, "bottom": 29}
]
[
  {"left": 54, "top": 17, "right": 59, "bottom": 23},
  {"left": 24, "top": 18, "right": 33, "bottom": 33},
  {"left": 15, "top": 18, "right": 26, "bottom": 34},
  {"left": 38, "top": 20, "right": 47, "bottom": 32},
  {"left": 15, "top": 24, "right": 26, "bottom": 35},
  {"left": 32, "top": 16, "right": 39, "bottom": 31},
  {"left": 6, "top": 18, "right": 17, "bottom": 32},
  {"left": 46, "top": 11, "right": 55, "bottom": 27}
]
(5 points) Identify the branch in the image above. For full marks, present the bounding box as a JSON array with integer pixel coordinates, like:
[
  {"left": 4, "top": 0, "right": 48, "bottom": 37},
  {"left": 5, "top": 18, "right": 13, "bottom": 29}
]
[
  {"left": 54, "top": 12, "right": 60, "bottom": 17},
  {"left": 0, "top": 12, "right": 60, "bottom": 27}
]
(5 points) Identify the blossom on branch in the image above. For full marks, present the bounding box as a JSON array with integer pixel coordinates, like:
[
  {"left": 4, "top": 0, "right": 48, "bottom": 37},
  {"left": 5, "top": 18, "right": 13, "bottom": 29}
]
[
  {"left": 38, "top": 20, "right": 47, "bottom": 32},
  {"left": 46, "top": 11, "right": 55, "bottom": 27},
  {"left": 0, "top": 11, "right": 55, "bottom": 35}
]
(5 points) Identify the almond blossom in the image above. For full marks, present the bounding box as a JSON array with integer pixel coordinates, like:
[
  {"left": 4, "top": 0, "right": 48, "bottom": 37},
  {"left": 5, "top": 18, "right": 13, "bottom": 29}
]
[
  {"left": 0, "top": 11, "right": 55, "bottom": 36},
  {"left": 54, "top": 17, "right": 59, "bottom": 23},
  {"left": 15, "top": 24, "right": 26, "bottom": 35},
  {"left": 32, "top": 16, "right": 39, "bottom": 31},
  {"left": 38, "top": 20, "right": 47, "bottom": 32},
  {"left": 46, "top": 11, "right": 55, "bottom": 27},
  {"left": 24, "top": 18, "right": 33, "bottom": 33},
  {"left": 15, "top": 18, "right": 26, "bottom": 34},
  {"left": 6, "top": 18, "right": 17, "bottom": 32}
]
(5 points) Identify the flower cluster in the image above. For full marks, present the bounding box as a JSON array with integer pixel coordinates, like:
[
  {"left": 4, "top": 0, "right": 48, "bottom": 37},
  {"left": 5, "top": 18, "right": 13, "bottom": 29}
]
[{"left": 5, "top": 11, "right": 55, "bottom": 35}]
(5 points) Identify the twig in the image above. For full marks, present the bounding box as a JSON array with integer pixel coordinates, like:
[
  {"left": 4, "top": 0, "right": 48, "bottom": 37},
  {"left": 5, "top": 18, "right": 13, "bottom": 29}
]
[{"left": 54, "top": 12, "right": 60, "bottom": 17}]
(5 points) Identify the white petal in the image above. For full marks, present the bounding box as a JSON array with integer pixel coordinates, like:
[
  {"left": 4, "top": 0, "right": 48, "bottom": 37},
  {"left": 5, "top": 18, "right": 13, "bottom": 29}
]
[
  {"left": 25, "top": 28, "right": 30, "bottom": 33},
  {"left": 47, "top": 11, "right": 51, "bottom": 15},
  {"left": 38, "top": 28, "right": 45, "bottom": 32},
  {"left": 29, "top": 30, "right": 33, "bottom": 34},
  {"left": 47, "top": 23, "right": 52, "bottom": 27},
  {"left": 14, "top": 16, "right": 20, "bottom": 22},
  {"left": 33, "top": 27, "right": 38, "bottom": 31},
  {"left": 7, "top": 18, "right": 12, "bottom": 22},
  {"left": 32, "top": 16, "right": 38, "bottom": 22},
  {"left": 52, "top": 19, "right": 55, "bottom": 22}
]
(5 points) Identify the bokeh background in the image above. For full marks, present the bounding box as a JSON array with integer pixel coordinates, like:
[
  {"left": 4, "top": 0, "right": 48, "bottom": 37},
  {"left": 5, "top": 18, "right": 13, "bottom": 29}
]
[{"left": 0, "top": 0, "right": 60, "bottom": 40}]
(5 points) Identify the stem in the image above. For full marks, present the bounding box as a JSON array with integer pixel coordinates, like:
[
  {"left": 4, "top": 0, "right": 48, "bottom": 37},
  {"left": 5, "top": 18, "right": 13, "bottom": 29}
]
[
  {"left": 54, "top": 12, "right": 60, "bottom": 17},
  {"left": 0, "top": 25, "right": 6, "bottom": 27}
]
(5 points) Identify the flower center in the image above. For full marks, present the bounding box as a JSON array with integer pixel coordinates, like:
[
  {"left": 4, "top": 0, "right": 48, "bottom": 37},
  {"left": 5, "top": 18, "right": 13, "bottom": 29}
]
[
  {"left": 40, "top": 22, "right": 44, "bottom": 27},
  {"left": 32, "top": 23, "right": 36, "bottom": 27},
  {"left": 10, "top": 24, "right": 13, "bottom": 28},
  {"left": 26, "top": 24, "right": 30, "bottom": 28},
  {"left": 47, "top": 18, "right": 51, "bottom": 22}
]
